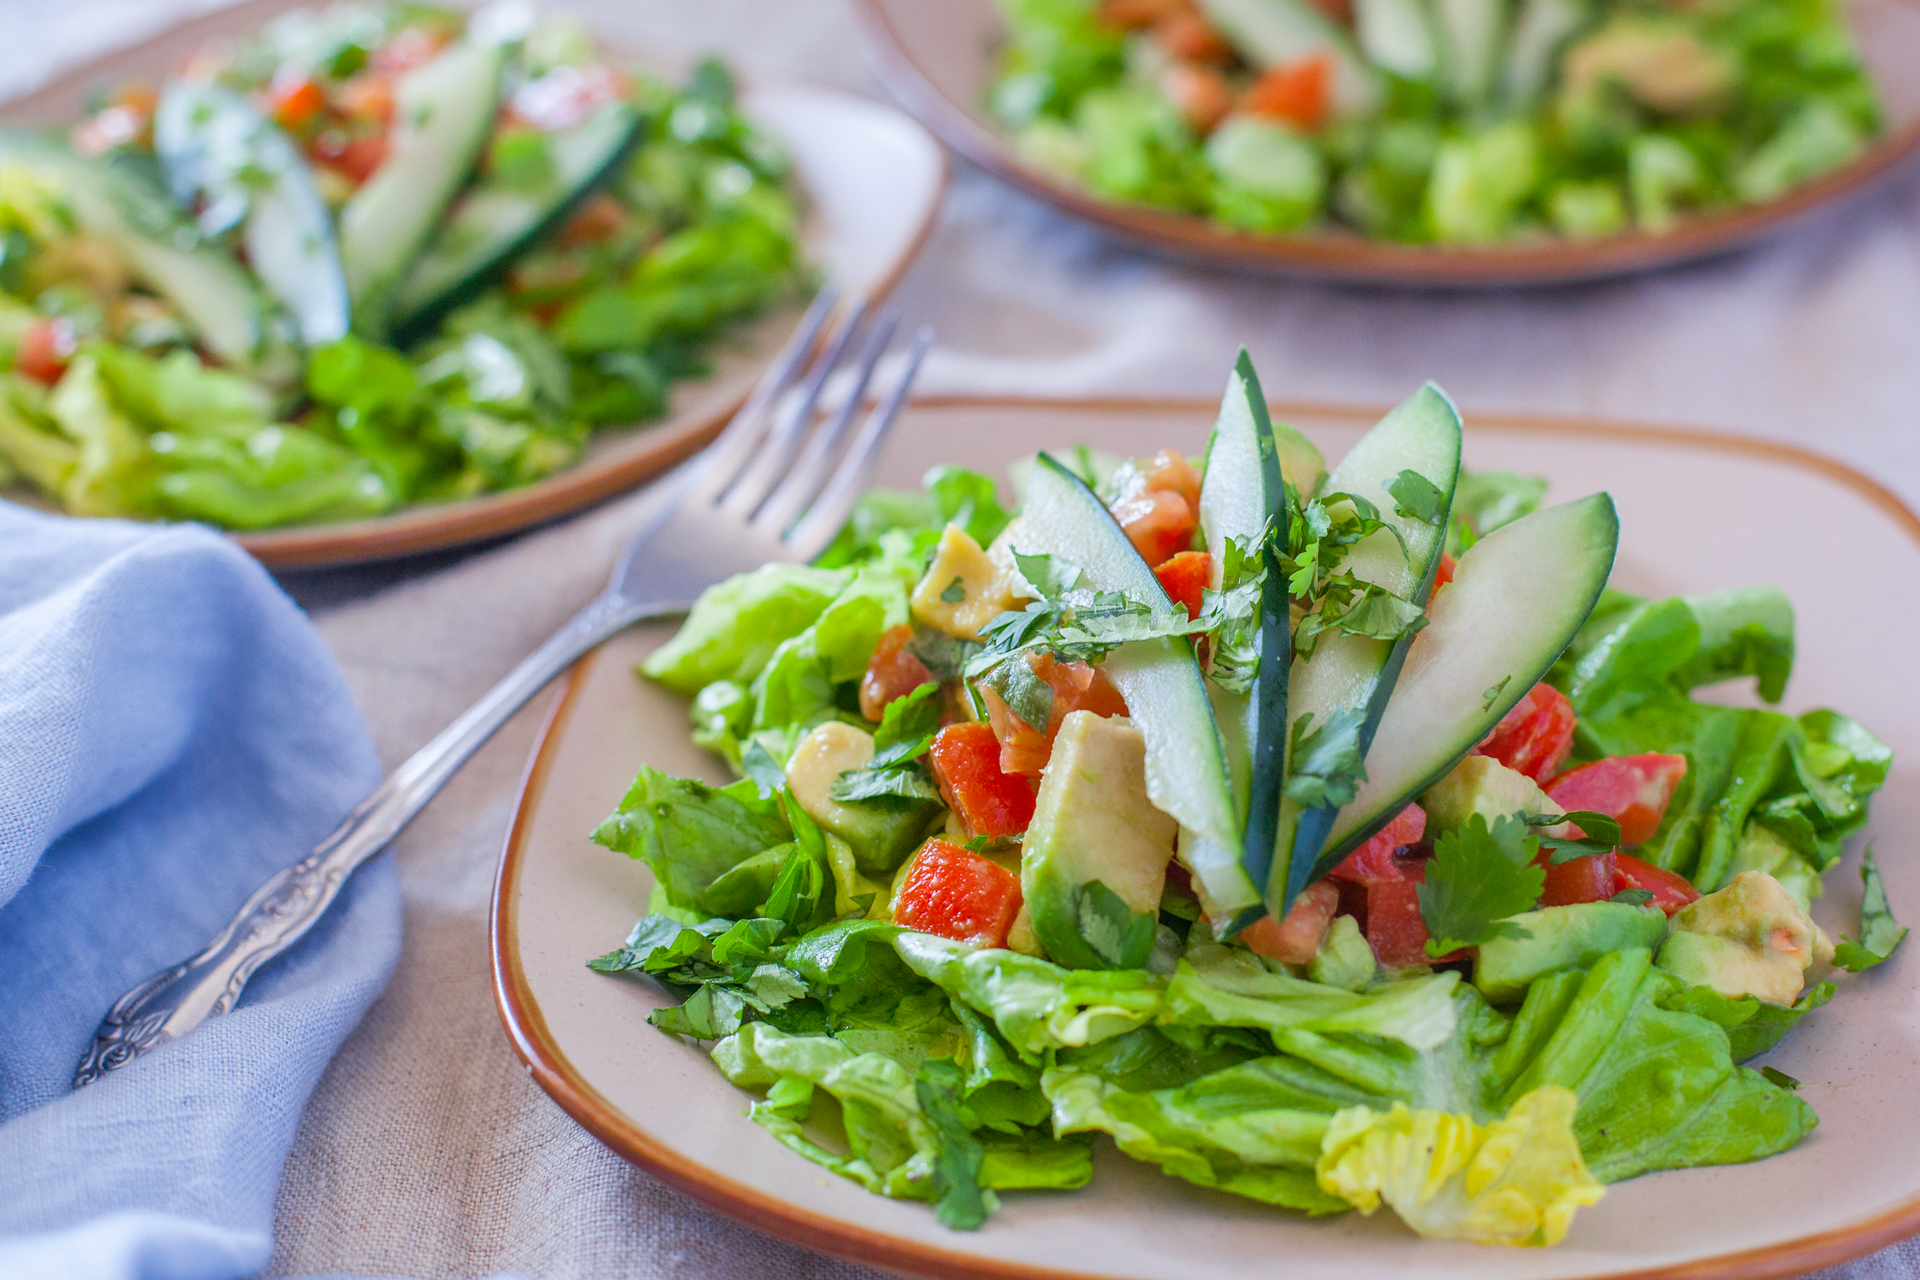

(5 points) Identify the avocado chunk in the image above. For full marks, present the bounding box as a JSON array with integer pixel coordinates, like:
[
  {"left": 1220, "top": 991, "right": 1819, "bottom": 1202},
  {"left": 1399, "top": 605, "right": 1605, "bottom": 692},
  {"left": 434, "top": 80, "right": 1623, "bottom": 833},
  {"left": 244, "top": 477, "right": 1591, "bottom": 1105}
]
[
  {"left": 1422, "top": 755, "right": 1555, "bottom": 841},
  {"left": 1475, "top": 902, "right": 1668, "bottom": 1003},
  {"left": 786, "top": 722, "right": 941, "bottom": 874},
  {"left": 1308, "top": 914, "right": 1377, "bottom": 992},
  {"left": 1022, "top": 711, "right": 1178, "bottom": 970},
  {"left": 1656, "top": 870, "right": 1831, "bottom": 1006}
]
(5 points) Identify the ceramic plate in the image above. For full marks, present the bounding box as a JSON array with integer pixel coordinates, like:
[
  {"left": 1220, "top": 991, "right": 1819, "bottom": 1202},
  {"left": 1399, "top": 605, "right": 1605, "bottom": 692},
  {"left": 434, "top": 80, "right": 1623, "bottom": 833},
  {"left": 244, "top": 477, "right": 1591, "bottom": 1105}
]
[
  {"left": 0, "top": 0, "right": 944, "bottom": 567},
  {"left": 495, "top": 397, "right": 1920, "bottom": 1279},
  {"left": 851, "top": 0, "right": 1920, "bottom": 287}
]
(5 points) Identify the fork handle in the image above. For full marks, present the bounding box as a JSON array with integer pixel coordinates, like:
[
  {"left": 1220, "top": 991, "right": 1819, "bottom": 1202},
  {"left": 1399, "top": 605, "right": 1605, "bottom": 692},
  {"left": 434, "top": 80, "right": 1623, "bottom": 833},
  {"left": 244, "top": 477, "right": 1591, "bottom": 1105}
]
[{"left": 73, "top": 589, "right": 677, "bottom": 1088}]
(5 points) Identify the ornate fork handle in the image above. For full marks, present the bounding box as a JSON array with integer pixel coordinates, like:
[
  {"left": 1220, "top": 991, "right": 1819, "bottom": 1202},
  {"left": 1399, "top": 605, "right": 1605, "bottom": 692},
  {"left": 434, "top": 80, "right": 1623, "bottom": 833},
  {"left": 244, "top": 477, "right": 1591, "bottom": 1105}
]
[{"left": 74, "top": 589, "right": 672, "bottom": 1087}]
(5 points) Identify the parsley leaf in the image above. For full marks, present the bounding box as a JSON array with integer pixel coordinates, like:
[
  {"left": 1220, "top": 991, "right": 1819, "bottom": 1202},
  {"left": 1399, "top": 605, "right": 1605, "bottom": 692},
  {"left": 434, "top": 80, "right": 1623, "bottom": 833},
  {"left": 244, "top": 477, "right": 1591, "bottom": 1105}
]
[
  {"left": 1760, "top": 1066, "right": 1801, "bottom": 1091},
  {"left": 1387, "top": 469, "right": 1447, "bottom": 526},
  {"left": 1833, "top": 843, "right": 1907, "bottom": 972},
  {"left": 1417, "top": 815, "right": 1544, "bottom": 957},
  {"left": 940, "top": 576, "right": 967, "bottom": 604},
  {"left": 1282, "top": 709, "right": 1369, "bottom": 809}
]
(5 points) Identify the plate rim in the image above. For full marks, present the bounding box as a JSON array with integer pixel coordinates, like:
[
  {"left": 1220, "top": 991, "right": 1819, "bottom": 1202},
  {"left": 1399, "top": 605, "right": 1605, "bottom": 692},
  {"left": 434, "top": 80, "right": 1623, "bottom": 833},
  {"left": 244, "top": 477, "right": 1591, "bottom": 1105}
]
[
  {"left": 492, "top": 395, "right": 1920, "bottom": 1280},
  {"left": 0, "top": 0, "right": 947, "bottom": 569},
  {"left": 848, "top": 0, "right": 1920, "bottom": 288}
]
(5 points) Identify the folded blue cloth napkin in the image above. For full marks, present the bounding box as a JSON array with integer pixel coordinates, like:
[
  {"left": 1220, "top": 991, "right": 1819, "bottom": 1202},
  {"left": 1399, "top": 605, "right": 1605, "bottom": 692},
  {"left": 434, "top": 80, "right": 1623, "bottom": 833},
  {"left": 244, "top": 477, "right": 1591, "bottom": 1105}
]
[{"left": 0, "top": 502, "right": 400, "bottom": 1280}]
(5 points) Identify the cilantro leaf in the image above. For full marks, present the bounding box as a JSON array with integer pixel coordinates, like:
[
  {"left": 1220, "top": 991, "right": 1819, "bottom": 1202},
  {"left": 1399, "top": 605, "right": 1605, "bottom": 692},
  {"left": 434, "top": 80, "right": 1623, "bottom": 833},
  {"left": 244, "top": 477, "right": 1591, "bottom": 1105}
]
[
  {"left": 1833, "top": 843, "right": 1907, "bottom": 972},
  {"left": 829, "top": 766, "right": 942, "bottom": 805},
  {"left": 1522, "top": 810, "right": 1625, "bottom": 863},
  {"left": 1072, "top": 879, "right": 1157, "bottom": 968},
  {"left": 979, "top": 654, "right": 1054, "bottom": 731},
  {"left": 830, "top": 685, "right": 946, "bottom": 806},
  {"left": 940, "top": 576, "right": 967, "bottom": 604},
  {"left": 1387, "top": 469, "right": 1447, "bottom": 526},
  {"left": 1417, "top": 814, "right": 1544, "bottom": 957},
  {"left": 1013, "top": 551, "right": 1084, "bottom": 599},
  {"left": 1760, "top": 1065, "right": 1801, "bottom": 1091},
  {"left": 1282, "top": 708, "right": 1369, "bottom": 809},
  {"left": 965, "top": 830, "right": 1024, "bottom": 853},
  {"left": 1609, "top": 888, "right": 1655, "bottom": 906},
  {"left": 914, "top": 1060, "right": 996, "bottom": 1230},
  {"left": 1481, "top": 675, "right": 1511, "bottom": 712}
]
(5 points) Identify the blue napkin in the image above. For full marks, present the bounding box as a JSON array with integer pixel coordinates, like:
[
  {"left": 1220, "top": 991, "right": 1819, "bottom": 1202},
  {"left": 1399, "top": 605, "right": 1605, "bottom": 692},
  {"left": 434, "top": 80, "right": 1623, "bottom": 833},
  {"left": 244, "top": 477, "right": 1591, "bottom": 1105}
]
[{"left": 0, "top": 502, "right": 400, "bottom": 1280}]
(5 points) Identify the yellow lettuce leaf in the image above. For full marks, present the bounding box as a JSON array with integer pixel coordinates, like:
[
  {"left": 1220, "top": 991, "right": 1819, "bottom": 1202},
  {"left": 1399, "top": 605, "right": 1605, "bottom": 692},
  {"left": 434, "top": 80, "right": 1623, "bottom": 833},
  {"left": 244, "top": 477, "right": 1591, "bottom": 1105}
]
[{"left": 1314, "top": 1085, "right": 1604, "bottom": 1247}]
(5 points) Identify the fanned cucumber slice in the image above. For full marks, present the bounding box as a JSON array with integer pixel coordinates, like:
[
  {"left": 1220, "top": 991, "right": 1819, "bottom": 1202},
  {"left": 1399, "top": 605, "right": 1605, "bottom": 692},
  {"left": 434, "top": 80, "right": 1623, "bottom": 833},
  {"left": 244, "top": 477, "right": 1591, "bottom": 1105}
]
[
  {"left": 1268, "top": 383, "right": 1461, "bottom": 915},
  {"left": 1354, "top": 0, "right": 1443, "bottom": 82},
  {"left": 340, "top": 38, "right": 506, "bottom": 338},
  {"left": 1014, "top": 456, "right": 1241, "bottom": 859},
  {"left": 1191, "top": 351, "right": 1321, "bottom": 928},
  {"left": 1321, "top": 493, "right": 1619, "bottom": 861},
  {"left": 390, "top": 99, "right": 644, "bottom": 344},
  {"left": 154, "top": 80, "right": 349, "bottom": 346},
  {"left": 0, "top": 131, "right": 269, "bottom": 372},
  {"left": 1196, "top": 0, "right": 1383, "bottom": 116},
  {"left": 1433, "top": 0, "right": 1508, "bottom": 107},
  {"left": 1502, "top": 0, "right": 1590, "bottom": 108}
]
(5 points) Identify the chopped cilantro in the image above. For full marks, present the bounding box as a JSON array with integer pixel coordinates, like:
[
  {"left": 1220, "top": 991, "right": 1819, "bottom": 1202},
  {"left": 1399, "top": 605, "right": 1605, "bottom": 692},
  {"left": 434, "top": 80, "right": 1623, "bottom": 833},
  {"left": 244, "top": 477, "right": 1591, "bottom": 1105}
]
[
  {"left": 1282, "top": 708, "right": 1369, "bottom": 809},
  {"left": 1073, "top": 879, "right": 1156, "bottom": 968},
  {"left": 1013, "top": 551, "right": 1084, "bottom": 598},
  {"left": 915, "top": 1060, "right": 996, "bottom": 1229},
  {"left": 1481, "top": 675, "right": 1512, "bottom": 712},
  {"left": 1608, "top": 888, "right": 1655, "bottom": 907},
  {"left": 1417, "top": 814, "right": 1544, "bottom": 957},
  {"left": 1760, "top": 1065, "right": 1801, "bottom": 1091},
  {"left": 829, "top": 685, "right": 944, "bottom": 806},
  {"left": 1387, "top": 468, "right": 1447, "bottom": 526},
  {"left": 940, "top": 576, "right": 967, "bottom": 604},
  {"left": 1833, "top": 844, "right": 1907, "bottom": 972},
  {"left": 1523, "top": 810, "right": 1625, "bottom": 863}
]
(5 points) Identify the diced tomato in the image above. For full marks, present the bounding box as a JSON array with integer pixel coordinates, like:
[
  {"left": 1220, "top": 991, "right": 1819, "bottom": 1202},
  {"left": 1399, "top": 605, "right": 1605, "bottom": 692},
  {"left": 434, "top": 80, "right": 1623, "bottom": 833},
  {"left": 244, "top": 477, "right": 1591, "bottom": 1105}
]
[
  {"left": 337, "top": 73, "right": 395, "bottom": 124},
  {"left": 555, "top": 192, "right": 628, "bottom": 250},
  {"left": 1095, "top": 0, "right": 1184, "bottom": 29},
  {"left": 1242, "top": 54, "right": 1333, "bottom": 131},
  {"left": 310, "top": 130, "right": 389, "bottom": 185},
  {"left": 858, "top": 625, "right": 935, "bottom": 722},
  {"left": 1329, "top": 804, "right": 1427, "bottom": 883},
  {"left": 981, "top": 652, "right": 1127, "bottom": 776},
  {"left": 894, "top": 839, "right": 1024, "bottom": 949},
  {"left": 1140, "top": 449, "right": 1202, "bottom": 509},
  {"left": 1473, "top": 683, "right": 1576, "bottom": 784},
  {"left": 1155, "top": 10, "right": 1235, "bottom": 62},
  {"left": 1614, "top": 853, "right": 1700, "bottom": 916},
  {"left": 1432, "top": 550, "right": 1456, "bottom": 593},
  {"left": 1537, "top": 849, "right": 1618, "bottom": 908},
  {"left": 1111, "top": 488, "right": 1196, "bottom": 567},
  {"left": 1364, "top": 877, "right": 1463, "bottom": 968},
  {"left": 269, "top": 73, "right": 327, "bottom": 129},
  {"left": 14, "top": 318, "right": 75, "bottom": 386},
  {"left": 1241, "top": 879, "right": 1340, "bottom": 965},
  {"left": 1154, "top": 550, "right": 1211, "bottom": 621},
  {"left": 1545, "top": 753, "right": 1689, "bottom": 847},
  {"left": 929, "top": 722, "right": 1036, "bottom": 840},
  {"left": 374, "top": 25, "right": 451, "bottom": 76}
]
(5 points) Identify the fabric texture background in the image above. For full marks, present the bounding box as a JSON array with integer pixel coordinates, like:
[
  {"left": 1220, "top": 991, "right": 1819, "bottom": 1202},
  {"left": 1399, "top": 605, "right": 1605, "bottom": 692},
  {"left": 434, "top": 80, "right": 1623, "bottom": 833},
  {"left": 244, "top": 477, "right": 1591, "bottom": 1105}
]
[
  {"left": 4, "top": 0, "right": 1919, "bottom": 1277},
  {"left": 0, "top": 506, "right": 398, "bottom": 1280}
]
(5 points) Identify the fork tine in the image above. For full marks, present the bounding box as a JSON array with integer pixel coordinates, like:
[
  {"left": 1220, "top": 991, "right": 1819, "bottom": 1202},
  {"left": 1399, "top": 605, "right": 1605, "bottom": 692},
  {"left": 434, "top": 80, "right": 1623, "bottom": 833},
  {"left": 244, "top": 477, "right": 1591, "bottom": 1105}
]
[
  {"left": 784, "top": 324, "right": 933, "bottom": 561},
  {"left": 752, "top": 311, "right": 898, "bottom": 538},
  {"left": 684, "top": 287, "right": 839, "bottom": 502},
  {"left": 717, "top": 299, "right": 868, "bottom": 519}
]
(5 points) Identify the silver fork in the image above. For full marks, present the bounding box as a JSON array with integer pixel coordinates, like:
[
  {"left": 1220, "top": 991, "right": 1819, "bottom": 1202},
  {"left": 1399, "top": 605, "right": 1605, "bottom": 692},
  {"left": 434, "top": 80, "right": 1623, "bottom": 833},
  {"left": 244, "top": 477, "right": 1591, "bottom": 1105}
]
[{"left": 74, "top": 290, "right": 933, "bottom": 1087}]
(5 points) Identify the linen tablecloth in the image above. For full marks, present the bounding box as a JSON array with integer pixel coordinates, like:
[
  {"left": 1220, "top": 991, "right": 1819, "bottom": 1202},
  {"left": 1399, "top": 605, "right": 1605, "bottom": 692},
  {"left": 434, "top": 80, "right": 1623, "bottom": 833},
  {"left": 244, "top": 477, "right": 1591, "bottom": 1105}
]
[{"left": 9, "top": 0, "right": 1920, "bottom": 1276}]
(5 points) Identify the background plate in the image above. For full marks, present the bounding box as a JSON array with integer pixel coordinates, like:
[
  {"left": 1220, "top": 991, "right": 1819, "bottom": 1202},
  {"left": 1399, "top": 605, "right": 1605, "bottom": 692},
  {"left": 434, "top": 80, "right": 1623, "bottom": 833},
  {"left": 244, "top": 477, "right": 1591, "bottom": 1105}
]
[
  {"left": 495, "top": 396, "right": 1920, "bottom": 1280},
  {"left": 851, "top": 0, "right": 1920, "bottom": 287},
  {"left": 0, "top": 0, "right": 945, "bottom": 566}
]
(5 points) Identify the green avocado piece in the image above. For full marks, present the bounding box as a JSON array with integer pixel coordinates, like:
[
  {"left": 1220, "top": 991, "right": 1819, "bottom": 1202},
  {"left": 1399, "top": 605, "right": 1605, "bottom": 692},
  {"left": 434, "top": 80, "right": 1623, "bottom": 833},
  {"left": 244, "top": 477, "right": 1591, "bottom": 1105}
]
[
  {"left": 1024, "top": 711, "right": 1179, "bottom": 970},
  {"left": 1421, "top": 755, "right": 1554, "bottom": 840},
  {"left": 1475, "top": 902, "right": 1669, "bottom": 1003},
  {"left": 785, "top": 722, "right": 941, "bottom": 874}
]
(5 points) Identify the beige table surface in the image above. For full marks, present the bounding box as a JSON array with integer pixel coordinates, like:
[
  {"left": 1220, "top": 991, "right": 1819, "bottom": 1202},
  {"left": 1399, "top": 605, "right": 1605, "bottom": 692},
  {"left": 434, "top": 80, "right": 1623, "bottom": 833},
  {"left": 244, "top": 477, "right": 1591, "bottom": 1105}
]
[{"left": 9, "top": 1, "right": 1920, "bottom": 1276}]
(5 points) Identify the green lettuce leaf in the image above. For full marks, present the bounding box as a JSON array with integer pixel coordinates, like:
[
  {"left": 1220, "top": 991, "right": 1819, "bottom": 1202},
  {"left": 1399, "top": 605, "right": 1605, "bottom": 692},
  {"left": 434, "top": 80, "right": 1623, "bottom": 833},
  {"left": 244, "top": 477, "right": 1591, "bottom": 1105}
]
[
  {"left": 591, "top": 767, "right": 790, "bottom": 911},
  {"left": 1833, "top": 844, "right": 1907, "bottom": 972},
  {"left": 643, "top": 564, "right": 850, "bottom": 696}
]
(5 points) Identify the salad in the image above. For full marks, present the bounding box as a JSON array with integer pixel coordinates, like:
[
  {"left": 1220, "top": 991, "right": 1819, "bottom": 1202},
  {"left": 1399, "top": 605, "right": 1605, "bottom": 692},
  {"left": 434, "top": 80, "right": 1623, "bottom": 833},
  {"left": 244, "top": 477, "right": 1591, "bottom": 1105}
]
[
  {"left": 986, "top": 0, "right": 1881, "bottom": 244},
  {"left": 588, "top": 353, "right": 1900, "bottom": 1246},
  {"left": 0, "top": 3, "right": 805, "bottom": 530}
]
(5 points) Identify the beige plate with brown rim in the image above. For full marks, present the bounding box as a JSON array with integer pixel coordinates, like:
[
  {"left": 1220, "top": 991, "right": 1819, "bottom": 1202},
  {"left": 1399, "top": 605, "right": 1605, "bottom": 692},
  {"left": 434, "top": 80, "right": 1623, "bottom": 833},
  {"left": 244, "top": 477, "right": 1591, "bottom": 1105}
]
[
  {"left": 495, "top": 396, "right": 1920, "bottom": 1280},
  {"left": 851, "top": 0, "right": 1920, "bottom": 287},
  {"left": 0, "top": 0, "right": 945, "bottom": 567}
]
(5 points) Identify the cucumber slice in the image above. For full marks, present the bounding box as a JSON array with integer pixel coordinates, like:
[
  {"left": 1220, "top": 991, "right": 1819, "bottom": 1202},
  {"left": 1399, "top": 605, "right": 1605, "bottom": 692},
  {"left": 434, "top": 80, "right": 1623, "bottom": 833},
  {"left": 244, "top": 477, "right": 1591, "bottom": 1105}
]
[
  {"left": 1502, "top": 0, "right": 1590, "bottom": 108},
  {"left": 1268, "top": 383, "right": 1461, "bottom": 915},
  {"left": 340, "top": 38, "right": 506, "bottom": 338},
  {"left": 0, "top": 131, "right": 269, "bottom": 372},
  {"left": 154, "top": 81, "right": 349, "bottom": 346},
  {"left": 1433, "top": 0, "right": 1508, "bottom": 107},
  {"left": 1321, "top": 493, "right": 1620, "bottom": 861},
  {"left": 1195, "top": 0, "right": 1383, "bottom": 116},
  {"left": 1192, "top": 351, "right": 1321, "bottom": 927},
  {"left": 389, "top": 99, "right": 644, "bottom": 344},
  {"left": 1354, "top": 0, "right": 1443, "bottom": 82},
  {"left": 1014, "top": 456, "right": 1241, "bottom": 861}
]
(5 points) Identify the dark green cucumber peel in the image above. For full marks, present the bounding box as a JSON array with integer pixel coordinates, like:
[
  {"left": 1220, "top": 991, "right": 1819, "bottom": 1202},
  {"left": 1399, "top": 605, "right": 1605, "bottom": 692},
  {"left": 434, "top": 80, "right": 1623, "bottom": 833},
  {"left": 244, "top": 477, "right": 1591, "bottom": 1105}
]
[{"left": 389, "top": 100, "right": 646, "bottom": 345}]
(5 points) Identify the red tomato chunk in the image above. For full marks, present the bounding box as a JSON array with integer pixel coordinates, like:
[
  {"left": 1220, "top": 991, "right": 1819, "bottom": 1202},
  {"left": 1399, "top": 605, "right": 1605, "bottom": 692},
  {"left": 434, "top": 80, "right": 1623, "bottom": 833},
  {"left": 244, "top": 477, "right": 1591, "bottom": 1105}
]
[
  {"left": 1241, "top": 879, "right": 1339, "bottom": 965},
  {"left": 1473, "top": 683, "right": 1576, "bottom": 783},
  {"left": 929, "top": 722, "right": 1036, "bottom": 840},
  {"left": 894, "top": 839, "right": 1023, "bottom": 949},
  {"left": 1153, "top": 550, "right": 1210, "bottom": 621},
  {"left": 1615, "top": 853, "right": 1701, "bottom": 915},
  {"left": 1545, "top": 753, "right": 1688, "bottom": 846},
  {"left": 859, "top": 625, "right": 934, "bottom": 722},
  {"left": 1363, "top": 877, "right": 1462, "bottom": 969},
  {"left": 982, "top": 652, "right": 1128, "bottom": 776},
  {"left": 1537, "top": 849, "right": 1618, "bottom": 907},
  {"left": 1330, "top": 804, "right": 1427, "bottom": 884},
  {"left": 1242, "top": 53, "right": 1332, "bottom": 131}
]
